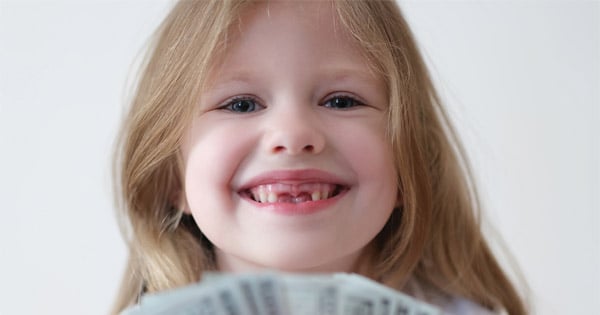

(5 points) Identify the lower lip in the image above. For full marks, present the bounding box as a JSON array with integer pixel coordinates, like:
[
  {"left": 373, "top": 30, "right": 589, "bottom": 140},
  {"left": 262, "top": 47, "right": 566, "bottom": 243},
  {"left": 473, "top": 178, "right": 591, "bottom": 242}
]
[{"left": 241, "top": 190, "right": 348, "bottom": 216}]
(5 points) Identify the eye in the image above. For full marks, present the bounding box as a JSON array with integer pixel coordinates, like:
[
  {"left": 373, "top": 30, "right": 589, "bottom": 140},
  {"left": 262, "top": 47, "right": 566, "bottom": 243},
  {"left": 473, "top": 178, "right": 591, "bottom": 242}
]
[
  {"left": 321, "top": 94, "right": 365, "bottom": 110},
  {"left": 219, "top": 96, "right": 264, "bottom": 113}
]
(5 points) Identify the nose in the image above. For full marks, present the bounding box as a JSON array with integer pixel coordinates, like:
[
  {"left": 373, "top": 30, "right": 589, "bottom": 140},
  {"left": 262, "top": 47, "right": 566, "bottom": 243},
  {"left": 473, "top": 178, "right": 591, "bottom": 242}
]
[{"left": 262, "top": 105, "right": 326, "bottom": 156}]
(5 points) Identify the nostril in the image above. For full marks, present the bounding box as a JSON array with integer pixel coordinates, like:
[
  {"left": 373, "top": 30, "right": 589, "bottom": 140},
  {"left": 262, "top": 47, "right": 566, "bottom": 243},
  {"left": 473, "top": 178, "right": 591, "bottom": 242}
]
[
  {"left": 273, "top": 145, "right": 286, "bottom": 153},
  {"left": 272, "top": 144, "right": 315, "bottom": 154},
  {"left": 303, "top": 144, "right": 314, "bottom": 152}
]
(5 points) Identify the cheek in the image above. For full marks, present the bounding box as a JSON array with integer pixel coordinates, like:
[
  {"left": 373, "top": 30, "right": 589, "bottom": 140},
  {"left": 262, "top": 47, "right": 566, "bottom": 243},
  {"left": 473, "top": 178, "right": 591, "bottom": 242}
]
[
  {"left": 183, "top": 120, "right": 257, "bottom": 210},
  {"left": 335, "top": 119, "right": 396, "bottom": 187},
  {"left": 331, "top": 118, "right": 398, "bottom": 216},
  {"left": 333, "top": 121, "right": 398, "bottom": 248}
]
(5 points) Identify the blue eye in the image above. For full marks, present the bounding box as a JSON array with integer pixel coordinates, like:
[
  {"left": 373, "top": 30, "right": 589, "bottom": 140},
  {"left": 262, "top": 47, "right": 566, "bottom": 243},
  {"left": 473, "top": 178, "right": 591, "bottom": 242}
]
[
  {"left": 220, "top": 97, "right": 263, "bottom": 113},
  {"left": 322, "top": 95, "right": 364, "bottom": 109}
]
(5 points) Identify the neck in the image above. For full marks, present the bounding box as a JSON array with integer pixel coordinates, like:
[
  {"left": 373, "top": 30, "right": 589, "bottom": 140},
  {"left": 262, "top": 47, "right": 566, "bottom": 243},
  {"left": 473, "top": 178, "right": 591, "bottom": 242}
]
[{"left": 214, "top": 249, "right": 363, "bottom": 274}]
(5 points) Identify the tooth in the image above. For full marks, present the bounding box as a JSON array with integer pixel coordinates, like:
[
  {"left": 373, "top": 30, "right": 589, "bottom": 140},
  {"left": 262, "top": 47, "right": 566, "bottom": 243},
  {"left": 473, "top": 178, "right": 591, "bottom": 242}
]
[
  {"left": 322, "top": 190, "right": 329, "bottom": 199},
  {"left": 311, "top": 191, "right": 321, "bottom": 201},
  {"left": 267, "top": 192, "right": 277, "bottom": 203},
  {"left": 259, "top": 190, "right": 268, "bottom": 203}
]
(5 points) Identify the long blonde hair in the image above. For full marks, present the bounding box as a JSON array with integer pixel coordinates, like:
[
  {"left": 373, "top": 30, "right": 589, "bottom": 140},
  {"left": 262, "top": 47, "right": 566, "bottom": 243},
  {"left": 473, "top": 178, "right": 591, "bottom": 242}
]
[{"left": 112, "top": 1, "right": 527, "bottom": 314}]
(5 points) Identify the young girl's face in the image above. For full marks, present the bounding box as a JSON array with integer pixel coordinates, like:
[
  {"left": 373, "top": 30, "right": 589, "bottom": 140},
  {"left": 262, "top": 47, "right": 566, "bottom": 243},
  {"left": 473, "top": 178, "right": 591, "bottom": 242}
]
[{"left": 182, "top": 1, "right": 397, "bottom": 273}]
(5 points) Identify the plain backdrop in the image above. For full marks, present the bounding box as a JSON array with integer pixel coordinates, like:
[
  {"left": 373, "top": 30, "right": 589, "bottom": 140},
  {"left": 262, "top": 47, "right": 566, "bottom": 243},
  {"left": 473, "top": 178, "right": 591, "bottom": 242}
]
[{"left": 0, "top": 0, "right": 598, "bottom": 314}]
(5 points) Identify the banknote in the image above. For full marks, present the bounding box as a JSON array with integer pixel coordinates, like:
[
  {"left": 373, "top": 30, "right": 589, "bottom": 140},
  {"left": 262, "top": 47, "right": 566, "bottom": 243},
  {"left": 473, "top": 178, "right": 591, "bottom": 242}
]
[{"left": 120, "top": 272, "right": 441, "bottom": 315}]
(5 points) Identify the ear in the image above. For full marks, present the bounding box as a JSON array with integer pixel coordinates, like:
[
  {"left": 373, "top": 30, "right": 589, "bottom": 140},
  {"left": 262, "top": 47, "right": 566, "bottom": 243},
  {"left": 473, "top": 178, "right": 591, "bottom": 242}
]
[
  {"left": 171, "top": 189, "right": 191, "bottom": 214},
  {"left": 395, "top": 189, "right": 403, "bottom": 208},
  {"left": 181, "top": 199, "right": 191, "bottom": 214}
]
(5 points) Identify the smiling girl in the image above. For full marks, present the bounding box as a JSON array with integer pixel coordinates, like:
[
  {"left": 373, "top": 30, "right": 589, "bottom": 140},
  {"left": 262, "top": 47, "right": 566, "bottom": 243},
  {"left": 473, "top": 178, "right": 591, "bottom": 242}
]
[{"left": 112, "top": 1, "right": 527, "bottom": 314}]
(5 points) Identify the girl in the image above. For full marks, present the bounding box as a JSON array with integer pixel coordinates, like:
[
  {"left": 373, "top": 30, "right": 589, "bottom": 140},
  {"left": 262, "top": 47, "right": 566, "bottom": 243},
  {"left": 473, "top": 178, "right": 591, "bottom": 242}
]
[{"left": 112, "top": 1, "right": 528, "bottom": 314}]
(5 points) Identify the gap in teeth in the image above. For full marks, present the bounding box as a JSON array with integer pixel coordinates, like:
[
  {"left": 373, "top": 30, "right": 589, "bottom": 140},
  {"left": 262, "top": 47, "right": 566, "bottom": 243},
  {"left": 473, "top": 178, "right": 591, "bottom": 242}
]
[{"left": 248, "top": 183, "right": 340, "bottom": 203}]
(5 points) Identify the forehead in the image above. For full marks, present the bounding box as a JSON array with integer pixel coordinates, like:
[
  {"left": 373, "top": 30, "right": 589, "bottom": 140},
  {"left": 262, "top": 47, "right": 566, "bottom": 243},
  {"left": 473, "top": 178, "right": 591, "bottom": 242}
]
[{"left": 205, "top": 1, "right": 379, "bottom": 89}]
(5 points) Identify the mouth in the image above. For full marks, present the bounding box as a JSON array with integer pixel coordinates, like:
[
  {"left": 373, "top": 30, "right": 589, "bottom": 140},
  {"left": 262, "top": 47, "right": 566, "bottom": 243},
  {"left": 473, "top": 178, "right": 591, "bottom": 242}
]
[{"left": 239, "top": 183, "right": 349, "bottom": 204}]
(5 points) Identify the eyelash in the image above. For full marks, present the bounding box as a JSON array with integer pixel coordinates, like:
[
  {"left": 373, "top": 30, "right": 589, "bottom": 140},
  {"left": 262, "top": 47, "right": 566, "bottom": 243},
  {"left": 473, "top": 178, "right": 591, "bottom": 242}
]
[
  {"left": 218, "top": 96, "right": 264, "bottom": 113},
  {"left": 320, "top": 94, "right": 365, "bottom": 109},
  {"left": 218, "top": 94, "right": 365, "bottom": 113}
]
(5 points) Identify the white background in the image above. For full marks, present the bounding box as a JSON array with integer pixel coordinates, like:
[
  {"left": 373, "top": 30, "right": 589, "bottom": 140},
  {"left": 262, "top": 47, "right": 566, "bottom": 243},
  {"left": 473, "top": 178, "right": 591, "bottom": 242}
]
[{"left": 0, "top": 1, "right": 597, "bottom": 314}]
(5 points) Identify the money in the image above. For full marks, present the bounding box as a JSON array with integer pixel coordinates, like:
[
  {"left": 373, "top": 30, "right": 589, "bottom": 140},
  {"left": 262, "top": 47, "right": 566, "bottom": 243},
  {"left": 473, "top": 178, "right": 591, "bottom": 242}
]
[{"left": 120, "top": 272, "right": 441, "bottom": 315}]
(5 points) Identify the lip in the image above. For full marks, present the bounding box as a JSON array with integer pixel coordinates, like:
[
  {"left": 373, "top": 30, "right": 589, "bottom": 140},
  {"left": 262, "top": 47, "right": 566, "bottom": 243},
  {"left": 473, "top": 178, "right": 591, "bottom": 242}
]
[
  {"left": 237, "top": 169, "right": 350, "bottom": 215},
  {"left": 238, "top": 169, "right": 349, "bottom": 191}
]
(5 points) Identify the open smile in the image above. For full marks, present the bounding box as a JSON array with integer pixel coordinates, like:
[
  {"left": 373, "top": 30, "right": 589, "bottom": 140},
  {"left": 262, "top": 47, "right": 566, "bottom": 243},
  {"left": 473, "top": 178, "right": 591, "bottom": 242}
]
[
  {"left": 236, "top": 169, "right": 351, "bottom": 209},
  {"left": 240, "top": 182, "right": 348, "bottom": 204}
]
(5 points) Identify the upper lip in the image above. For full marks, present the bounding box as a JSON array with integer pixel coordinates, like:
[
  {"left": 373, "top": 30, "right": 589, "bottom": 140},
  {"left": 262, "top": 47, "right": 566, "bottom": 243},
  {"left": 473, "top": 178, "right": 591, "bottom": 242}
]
[{"left": 237, "top": 169, "right": 350, "bottom": 192}]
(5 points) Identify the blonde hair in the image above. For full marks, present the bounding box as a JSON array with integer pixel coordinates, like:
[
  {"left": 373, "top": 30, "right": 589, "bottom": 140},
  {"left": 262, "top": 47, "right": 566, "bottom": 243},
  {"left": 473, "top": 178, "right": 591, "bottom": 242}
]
[{"left": 112, "top": 1, "right": 528, "bottom": 314}]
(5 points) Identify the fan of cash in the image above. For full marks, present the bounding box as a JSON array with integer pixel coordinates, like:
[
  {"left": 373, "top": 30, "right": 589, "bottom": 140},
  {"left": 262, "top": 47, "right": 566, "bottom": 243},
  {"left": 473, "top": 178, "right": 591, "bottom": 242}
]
[{"left": 121, "top": 272, "right": 441, "bottom": 315}]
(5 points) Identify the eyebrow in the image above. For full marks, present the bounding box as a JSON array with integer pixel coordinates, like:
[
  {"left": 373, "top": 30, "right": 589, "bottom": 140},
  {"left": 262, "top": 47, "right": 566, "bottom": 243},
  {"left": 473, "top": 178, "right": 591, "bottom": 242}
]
[
  {"left": 204, "top": 71, "right": 256, "bottom": 92},
  {"left": 207, "top": 67, "right": 381, "bottom": 91},
  {"left": 320, "top": 67, "right": 381, "bottom": 86}
]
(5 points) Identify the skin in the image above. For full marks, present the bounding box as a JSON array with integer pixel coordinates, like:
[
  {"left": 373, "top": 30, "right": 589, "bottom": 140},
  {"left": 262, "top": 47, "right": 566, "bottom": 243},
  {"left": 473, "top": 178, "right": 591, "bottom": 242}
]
[{"left": 181, "top": 1, "right": 398, "bottom": 273}]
